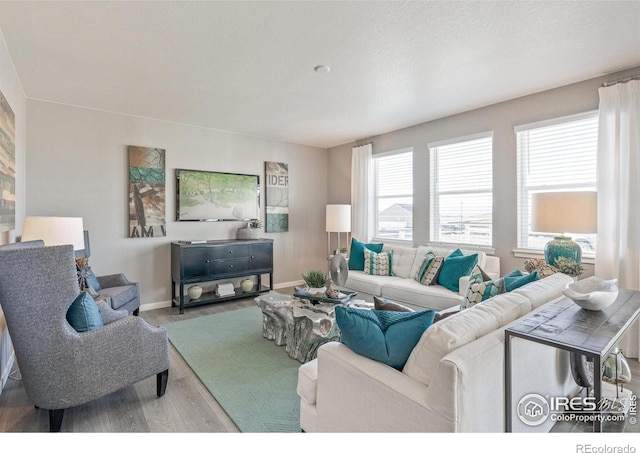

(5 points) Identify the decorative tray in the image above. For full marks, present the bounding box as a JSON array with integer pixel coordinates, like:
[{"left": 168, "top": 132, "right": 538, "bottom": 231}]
[{"left": 293, "top": 289, "right": 357, "bottom": 305}]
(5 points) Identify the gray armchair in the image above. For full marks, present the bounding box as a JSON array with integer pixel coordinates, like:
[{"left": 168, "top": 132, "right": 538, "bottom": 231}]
[
  {"left": 77, "top": 231, "right": 141, "bottom": 316},
  {"left": 0, "top": 244, "right": 169, "bottom": 432}
]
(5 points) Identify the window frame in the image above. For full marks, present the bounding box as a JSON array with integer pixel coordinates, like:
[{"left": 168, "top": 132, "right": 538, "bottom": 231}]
[
  {"left": 514, "top": 110, "right": 598, "bottom": 262},
  {"left": 371, "top": 147, "right": 414, "bottom": 243},
  {"left": 428, "top": 131, "right": 494, "bottom": 248}
]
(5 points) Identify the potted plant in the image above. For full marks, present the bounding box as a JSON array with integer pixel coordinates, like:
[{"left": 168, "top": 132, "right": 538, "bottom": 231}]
[
  {"left": 302, "top": 270, "right": 328, "bottom": 295},
  {"left": 237, "top": 219, "right": 263, "bottom": 239}
]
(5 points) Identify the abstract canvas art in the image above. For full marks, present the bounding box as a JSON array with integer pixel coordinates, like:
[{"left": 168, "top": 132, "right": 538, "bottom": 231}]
[
  {"left": 0, "top": 90, "right": 15, "bottom": 233},
  {"left": 128, "top": 146, "right": 166, "bottom": 238},
  {"left": 265, "top": 161, "right": 288, "bottom": 232}
]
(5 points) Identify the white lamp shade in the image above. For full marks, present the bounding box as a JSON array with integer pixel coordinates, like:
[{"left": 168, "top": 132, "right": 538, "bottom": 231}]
[
  {"left": 531, "top": 191, "right": 597, "bottom": 234},
  {"left": 326, "top": 205, "right": 351, "bottom": 232},
  {"left": 21, "top": 216, "right": 85, "bottom": 251}
]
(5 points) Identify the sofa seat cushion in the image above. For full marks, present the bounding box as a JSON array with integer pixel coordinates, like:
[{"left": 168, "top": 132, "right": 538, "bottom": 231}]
[
  {"left": 402, "top": 291, "right": 531, "bottom": 386},
  {"left": 381, "top": 244, "right": 417, "bottom": 279},
  {"left": 98, "top": 284, "right": 138, "bottom": 310},
  {"left": 345, "top": 271, "right": 404, "bottom": 296},
  {"left": 297, "top": 359, "right": 318, "bottom": 405},
  {"left": 381, "top": 279, "right": 463, "bottom": 311}
]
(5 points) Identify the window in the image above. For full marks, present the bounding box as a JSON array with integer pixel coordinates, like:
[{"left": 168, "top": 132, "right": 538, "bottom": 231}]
[
  {"left": 429, "top": 133, "right": 493, "bottom": 247},
  {"left": 516, "top": 112, "right": 598, "bottom": 253},
  {"left": 373, "top": 149, "right": 413, "bottom": 241}
]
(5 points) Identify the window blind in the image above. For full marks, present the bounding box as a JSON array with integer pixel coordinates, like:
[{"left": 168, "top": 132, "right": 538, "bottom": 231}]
[
  {"left": 373, "top": 149, "right": 413, "bottom": 240},
  {"left": 429, "top": 133, "right": 493, "bottom": 246}
]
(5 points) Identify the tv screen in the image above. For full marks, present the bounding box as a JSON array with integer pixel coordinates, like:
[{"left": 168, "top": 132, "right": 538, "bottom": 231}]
[{"left": 176, "top": 169, "right": 260, "bottom": 222}]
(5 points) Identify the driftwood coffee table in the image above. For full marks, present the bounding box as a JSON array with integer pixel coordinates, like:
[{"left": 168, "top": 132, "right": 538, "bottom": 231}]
[{"left": 255, "top": 291, "right": 341, "bottom": 363}]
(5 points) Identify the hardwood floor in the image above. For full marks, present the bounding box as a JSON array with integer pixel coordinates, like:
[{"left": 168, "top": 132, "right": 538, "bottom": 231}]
[{"left": 1, "top": 289, "right": 639, "bottom": 434}]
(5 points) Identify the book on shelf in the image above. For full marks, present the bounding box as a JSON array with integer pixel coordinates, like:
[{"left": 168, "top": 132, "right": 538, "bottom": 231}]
[{"left": 216, "top": 282, "right": 235, "bottom": 296}]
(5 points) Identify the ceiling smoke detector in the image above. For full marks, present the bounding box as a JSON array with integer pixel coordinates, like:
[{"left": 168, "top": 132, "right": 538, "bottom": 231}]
[{"left": 314, "top": 65, "right": 330, "bottom": 74}]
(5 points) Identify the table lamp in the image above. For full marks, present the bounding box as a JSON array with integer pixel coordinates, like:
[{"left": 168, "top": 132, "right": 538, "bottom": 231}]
[
  {"left": 21, "top": 216, "right": 85, "bottom": 251},
  {"left": 531, "top": 191, "right": 597, "bottom": 266},
  {"left": 326, "top": 204, "right": 351, "bottom": 258}
]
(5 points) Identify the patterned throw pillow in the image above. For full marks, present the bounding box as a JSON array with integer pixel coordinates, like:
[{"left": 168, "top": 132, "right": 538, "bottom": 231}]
[
  {"left": 364, "top": 248, "right": 393, "bottom": 276},
  {"left": 524, "top": 258, "right": 558, "bottom": 278},
  {"left": 461, "top": 265, "right": 504, "bottom": 310},
  {"left": 419, "top": 256, "right": 445, "bottom": 285},
  {"left": 414, "top": 252, "right": 435, "bottom": 281}
]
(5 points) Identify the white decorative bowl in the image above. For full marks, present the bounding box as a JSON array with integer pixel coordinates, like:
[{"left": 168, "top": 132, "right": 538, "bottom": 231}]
[{"left": 562, "top": 277, "right": 619, "bottom": 311}]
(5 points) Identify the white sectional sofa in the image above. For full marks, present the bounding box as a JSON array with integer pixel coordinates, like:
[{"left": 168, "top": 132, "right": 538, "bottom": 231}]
[
  {"left": 344, "top": 243, "right": 501, "bottom": 311},
  {"left": 297, "top": 272, "right": 579, "bottom": 432}
]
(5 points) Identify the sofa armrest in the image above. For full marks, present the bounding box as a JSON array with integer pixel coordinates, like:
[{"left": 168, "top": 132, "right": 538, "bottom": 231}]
[
  {"left": 310, "top": 342, "right": 453, "bottom": 432},
  {"left": 97, "top": 273, "right": 135, "bottom": 288}
]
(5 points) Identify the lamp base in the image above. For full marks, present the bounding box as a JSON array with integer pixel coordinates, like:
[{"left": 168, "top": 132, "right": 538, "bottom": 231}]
[{"left": 545, "top": 236, "right": 582, "bottom": 266}]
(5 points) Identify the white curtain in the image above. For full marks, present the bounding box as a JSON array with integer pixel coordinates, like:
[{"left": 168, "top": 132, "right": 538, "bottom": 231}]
[
  {"left": 596, "top": 79, "right": 640, "bottom": 359},
  {"left": 351, "top": 143, "right": 374, "bottom": 242}
]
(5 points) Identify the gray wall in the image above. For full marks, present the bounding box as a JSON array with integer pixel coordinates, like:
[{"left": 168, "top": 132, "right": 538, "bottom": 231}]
[
  {"left": 25, "top": 100, "right": 329, "bottom": 309},
  {"left": 0, "top": 32, "right": 26, "bottom": 395},
  {"left": 328, "top": 66, "right": 640, "bottom": 276}
]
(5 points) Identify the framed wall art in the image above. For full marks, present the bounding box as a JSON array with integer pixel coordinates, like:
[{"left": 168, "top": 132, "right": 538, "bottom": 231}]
[
  {"left": 265, "top": 161, "right": 288, "bottom": 232},
  {"left": 128, "top": 146, "right": 166, "bottom": 238}
]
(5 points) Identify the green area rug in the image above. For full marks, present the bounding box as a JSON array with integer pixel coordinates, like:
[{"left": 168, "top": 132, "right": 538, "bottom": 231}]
[{"left": 163, "top": 307, "right": 301, "bottom": 433}]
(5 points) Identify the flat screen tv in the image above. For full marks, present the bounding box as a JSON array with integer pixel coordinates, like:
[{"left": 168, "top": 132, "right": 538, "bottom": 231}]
[{"left": 176, "top": 169, "right": 260, "bottom": 222}]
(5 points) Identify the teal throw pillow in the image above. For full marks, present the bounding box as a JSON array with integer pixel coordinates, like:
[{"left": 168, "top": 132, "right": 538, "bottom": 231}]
[
  {"left": 504, "top": 270, "right": 540, "bottom": 292},
  {"left": 504, "top": 268, "right": 524, "bottom": 279},
  {"left": 348, "top": 238, "right": 384, "bottom": 271},
  {"left": 437, "top": 249, "right": 479, "bottom": 292},
  {"left": 86, "top": 268, "right": 102, "bottom": 292},
  {"left": 67, "top": 291, "right": 104, "bottom": 332},
  {"left": 335, "top": 306, "right": 435, "bottom": 370}
]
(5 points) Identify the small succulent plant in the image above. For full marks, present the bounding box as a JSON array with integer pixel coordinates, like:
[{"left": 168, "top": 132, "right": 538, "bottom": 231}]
[
  {"left": 302, "top": 270, "right": 328, "bottom": 288},
  {"left": 249, "top": 219, "right": 263, "bottom": 228}
]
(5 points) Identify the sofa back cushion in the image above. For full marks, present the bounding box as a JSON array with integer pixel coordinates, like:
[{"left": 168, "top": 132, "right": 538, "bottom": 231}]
[
  {"left": 402, "top": 271, "right": 572, "bottom": 386},
  {"left": 381, "top": 244, "right": 417, "bottom": 279},
  {"left": 510, "top": 272, "right": 573, "bottom": 309},
  {"left": 402, "top": 291, "right": 530, "bottom": 386}
]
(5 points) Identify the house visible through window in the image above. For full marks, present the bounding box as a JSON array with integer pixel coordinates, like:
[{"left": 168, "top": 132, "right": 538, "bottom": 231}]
[
  {"left": 516, "top": 111, "right": 598, "bottom": 254},
  {"left": 373, "top": 149, "right": 413, "bottom": 241},
  {"left": 429, "top": 133, "right": 493, "bottom": 247}
]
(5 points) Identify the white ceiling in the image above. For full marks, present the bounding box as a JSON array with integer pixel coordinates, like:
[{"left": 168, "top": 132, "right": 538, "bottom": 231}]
[{"left": 0, "top": 1, "right": 639, "bottom": 149}]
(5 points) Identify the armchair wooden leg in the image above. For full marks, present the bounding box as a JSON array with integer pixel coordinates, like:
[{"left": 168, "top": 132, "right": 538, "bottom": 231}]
[
  {"left": 157, "top": 369, "right": 169, "bottom": 397},
  {"left": 49, "top": 409, "right": 64, "bottom": 432}
]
